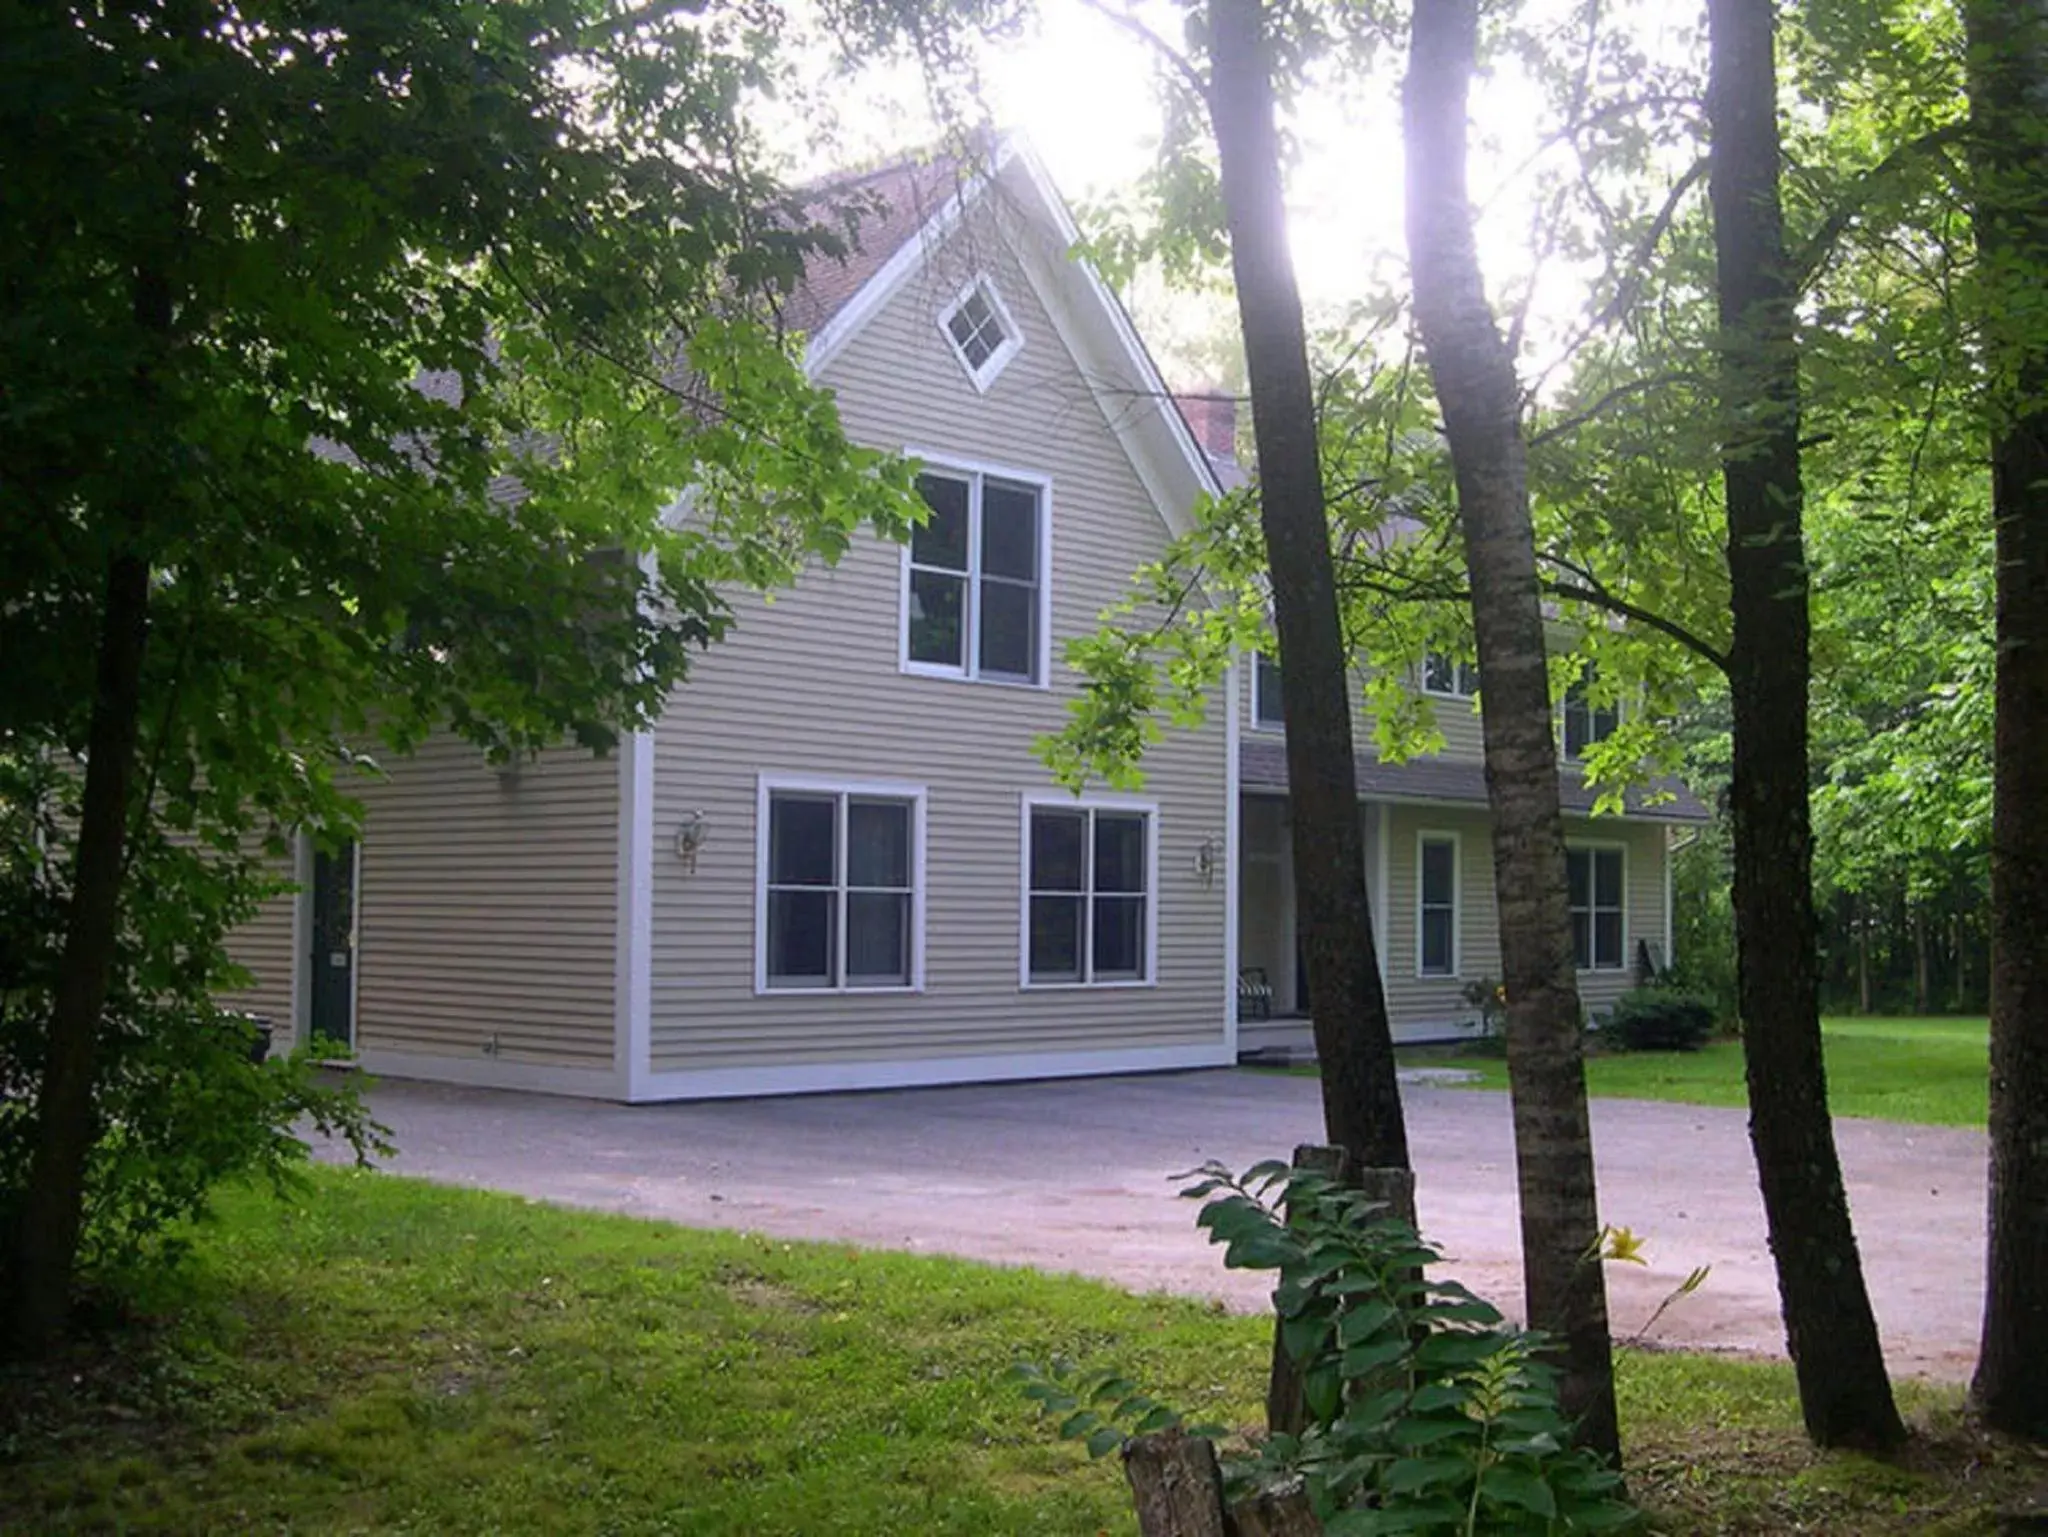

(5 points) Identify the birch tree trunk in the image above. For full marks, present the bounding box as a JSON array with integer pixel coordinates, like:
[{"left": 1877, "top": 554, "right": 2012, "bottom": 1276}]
[
  {"left": 1402, "top": 0, "right": 1618, "bottom": 1460},
  {"left": 1207, "top": 0, "right": 1409, "bottom": 1172},
  {"left": 1964, "top": 0, "right": 2048, "bottom": 1441},
  {"left": 1704, "top": 0, "right": 1904, "bottom": 1448}
]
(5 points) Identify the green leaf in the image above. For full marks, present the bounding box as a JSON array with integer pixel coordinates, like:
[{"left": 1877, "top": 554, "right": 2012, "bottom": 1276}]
[
  {"left": 1084, "top": 1427, "right": 1125, "bottom": 1459},
  {"left": 1381, "top": 1455, "right": 1472, "bottom": 1495},
  {"left": 1479, "top": 1465, "right": 1558, "bottom": 1518}
]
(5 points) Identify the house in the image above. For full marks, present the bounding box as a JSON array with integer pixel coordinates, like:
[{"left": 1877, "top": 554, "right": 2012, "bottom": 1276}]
[{"left": 221, "top": 133, "right": 1706, "bottom": 1101}]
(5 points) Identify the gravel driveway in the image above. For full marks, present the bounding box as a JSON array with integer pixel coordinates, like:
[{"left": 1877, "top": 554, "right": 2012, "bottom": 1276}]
[{"left": 315, "top": 1068, "right": 1985, "bottom": 1380}]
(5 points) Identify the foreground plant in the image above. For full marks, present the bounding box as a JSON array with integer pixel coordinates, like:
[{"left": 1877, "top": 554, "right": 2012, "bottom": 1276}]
[{"left": 1018, "top": 1161, "right": 1639, "bottom": 1535}]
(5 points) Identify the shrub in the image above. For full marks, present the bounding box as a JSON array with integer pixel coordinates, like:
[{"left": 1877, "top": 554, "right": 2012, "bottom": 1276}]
[
  {"left": 1019, "top": 1161, "right": 1639, "bottom": 1534},
  {"left": 1600, "top": 987, "right": 1717, "bottom": 1053}
]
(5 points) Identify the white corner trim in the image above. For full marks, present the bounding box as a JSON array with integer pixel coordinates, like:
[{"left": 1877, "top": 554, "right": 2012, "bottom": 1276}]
[
  {"left": 1018, "top": 791, "right": 1162, "bottom": 990},
  {"left": 629, "top": 1040, "right": 1233, "bottom": 1104},
  {"left": 619, "top": 730, "right": 655, "bottom": 1100},
  {"left": 1224, "top": 651, "right": 1242, "bottom": 1059},
  {"left": 1415, "top": 827, "right": 1462, "bottom": 980},
  {"left": 356, "top": 1047, "right": 622, "bottom": 1100},
  {"left": 1663, "top": 828, "right": 1677, "bottom": 971},
  {"left": 754, "top": 772, "right": 929, "bottom": 996},
  {"left": 936, "top": 272, "right": 1025, "bottom": 393}
]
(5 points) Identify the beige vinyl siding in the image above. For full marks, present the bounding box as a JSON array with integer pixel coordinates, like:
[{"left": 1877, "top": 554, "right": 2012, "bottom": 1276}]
[
  {"left": 648, "top": 205, "right": 1229, "bottom": 1075},
  {"left": 1379, "top": 804, "right": 1667, "bottom": 1037},
  {"left": 352, "top": 735, "right": 619, "bottom": 1070},
  {"left": 221, "top": 876, "right": 296, "bottom": 1027}
]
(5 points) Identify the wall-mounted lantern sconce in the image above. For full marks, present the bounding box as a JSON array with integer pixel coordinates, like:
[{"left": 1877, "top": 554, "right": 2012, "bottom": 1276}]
[
  {"left": 674, "top": 811, "right": 708, "bottom": 873},
  {"left": 1194, "top": 835, "right": 1222, "bottom": 890}
]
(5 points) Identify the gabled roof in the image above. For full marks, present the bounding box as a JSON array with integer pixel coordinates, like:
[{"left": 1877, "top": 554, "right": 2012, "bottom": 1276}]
[{"left": 785, "top": 131, "right": 1222, "bottom": 535}]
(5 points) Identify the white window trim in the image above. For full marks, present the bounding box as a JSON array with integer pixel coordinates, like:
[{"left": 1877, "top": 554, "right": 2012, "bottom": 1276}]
[
  {"left": 1416, "top": 829, "right": 1461, "bottom": 980},
  {"left": 1251, "top": 651, "right": 1285, "bottom": 732},
  {"left": 936, "top": 273, "right": 1025, "bottom": 393},
  {"left": 1561, "top": 681, "right": 1623, "bottom": 762},
  {"left": 754, "top": 773, "right": 928, "bottom": 996},
  {"left": 1420, "top": 652, "right": 1481, "bottom": 701},
  {"left": 1566, "top": 839, "right": 1629, "bottom": 972},
  {"left": 898, "top": 449, "right": 1054, "bottom": 690},
  {"left": 1018, "top": 792, "right": 1161, "bottom": 991}
]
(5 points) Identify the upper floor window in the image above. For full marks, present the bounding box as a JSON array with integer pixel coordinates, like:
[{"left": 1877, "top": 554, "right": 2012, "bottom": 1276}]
[
  {"left": 1423, "top": 652, "right": 1481, "bottom": 699},
  {"left": 938, "top": 276, "right": 1022, "bottom": 391},
  {"left": 1024, "top": 800, "right": 1156, "bottom": 986},
  {"left": 758, "top": 778, "right": 925, "bottom": 993},
  {"left": 1253, "top": 652, "right": 1285, "bottom": 730},
  {"left": 1566, "top": 845, "right": 1625, "bottom": 970},
  {"left": 904, "top": 466, "right": 1048, "bottom": 686},
  {"left": 1562, "top": 674, "right": 1621, "bottom": 759}
]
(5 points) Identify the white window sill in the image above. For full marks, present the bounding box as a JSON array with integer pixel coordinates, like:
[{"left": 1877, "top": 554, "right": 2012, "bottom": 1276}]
[
  {"left": 899, "top": 662, "right": 1050, "bottom": 691},
  {"left": 1021, "top": 978, "right": 1158, "bottom": 992},
  {"left": 756, "top": 983, "right": 924, "bottom": 998}
]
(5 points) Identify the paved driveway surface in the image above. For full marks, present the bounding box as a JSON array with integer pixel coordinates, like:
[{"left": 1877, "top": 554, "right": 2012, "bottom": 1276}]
[{"left": 317, "top": 1069, "right": 1985, "bottom": 1380}]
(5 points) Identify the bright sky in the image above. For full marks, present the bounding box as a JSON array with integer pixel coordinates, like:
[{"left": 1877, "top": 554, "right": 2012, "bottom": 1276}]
[{"left": 776, "top": 0, "right": 1705, "bottom": 387}]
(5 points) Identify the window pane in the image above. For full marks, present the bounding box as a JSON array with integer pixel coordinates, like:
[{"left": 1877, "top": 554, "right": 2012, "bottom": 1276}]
[
  {"left": 1029, "top": 894, "right": 1083, "bottom": 981},
  {"left": 912, "top": 474, "right": 970, "bottom": 569},
  {"left": 847, "top": 800, "right": 909, "bottom": 889},
  {"left": 1595, "top": 850, "right": 1624, "bottom": 908},
  {"left": 1421, "top": 909, "right": 1454, "bottom": 975},
  {"left": 1256, "top": 654, "right": 1284, "bottom": 726},
  {"left": 1421, "top": 839, "right": 1455, "bottom": 906},
  {"left": 1564, "top": 701, "right": 1589, "bottom": 759},
  {"left": 1595, "top": 911, "right": 1624, "bottom": 969},
  {"left": 770, "top": 795, "right": 835, "bottom": 886},
  {"left": 846, "top": 891, "right": 910, "bottom": 983},
  {"left": 768, "top": 889, "right": 835, "bottom": 986},
  {"left": 1094, "top": 813, "right": 1147, "bottom": 894},
  {"left": 908, "top": 569, "right": 966, "bottom": 667},
  {"left": 1459, "top": 661, "right": 1481, "bottom": 695},
  {"left": 979, "top": 579, "right": 1037, "bottom": 679},
  {"left": 981, "top": 481, "right": 1039, "bottom": 579},
  {"left": 1093, "top": 895, "right": 1146, "bottom": 980},
  {"left": 1424, "top": 652, "right": 1454, "bottom": 693},
  {"left": 1572, "top": 910, "right": 1592, "bottom": 970},
  {"left": 1030, "top": 809, "right": 1086, "bottom": 892},
  {"left": 1566, "top": 849, "right": 1589, "bottom": 909}
]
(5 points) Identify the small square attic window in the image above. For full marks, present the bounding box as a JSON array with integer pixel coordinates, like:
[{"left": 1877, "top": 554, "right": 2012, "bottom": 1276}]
[{"left": 938, "top": 276, "right": 1021, "bottom": 390}]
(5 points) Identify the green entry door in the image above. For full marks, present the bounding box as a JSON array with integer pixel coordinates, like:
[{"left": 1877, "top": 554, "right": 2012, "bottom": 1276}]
[{"left": 310, "top": 842, "right": 356, "bottom": 1048}]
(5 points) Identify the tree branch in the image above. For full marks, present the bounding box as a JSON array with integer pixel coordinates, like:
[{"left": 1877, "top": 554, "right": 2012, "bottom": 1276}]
[{"left": 1790, "top": 123, "right": 1967, "bottom": 288}]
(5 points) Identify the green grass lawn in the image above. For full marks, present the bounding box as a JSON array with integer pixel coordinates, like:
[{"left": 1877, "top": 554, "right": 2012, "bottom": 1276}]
[
  {"left": 1398, "top": 1016, "right": 1990, "bottom": 1127},
  {"left": 2, "top": 1168, "right": 2035, "bottom": 1535}
]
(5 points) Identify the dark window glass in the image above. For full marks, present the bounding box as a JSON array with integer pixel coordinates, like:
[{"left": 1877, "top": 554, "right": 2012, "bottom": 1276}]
[
  {"left": 1421, "top": 910, "right": 1455, "bottom": 976},
  {"left": 846, "top": 892, "right": 910, "bottom": 983},
  {"left": 1093, "top": 896, "right": 1146, "bottom": 979},
  {"left": 1420, "top": 836, "right": 1456, "bottom": 976},
  {"left": 767, "top": 890, "right": 834, "bottom": 986},
  {"left": 912, "top": 474, "right": 970, "bottom": 570},
  {"left": 1425, "top": 653, "right": 1479, "bottom": 696},
  {"left": 1255, "top": 653, "right": 1284, "bottom": 727},
  {"left": 1029, "top": 895, "right": 1083, "bottom": 980},
  {"left": 770, "top": 796, "right": 835, "bottom": 886},
  {"left": 1566, "top": 847, "right": 1625, "bottom": 969},
  {"left": 847, "top": 800, "right": 909, "bottom": 889},
  {"left": 980, "top": 481, "right": 1039, "bottom": 579},
  {"left": 946, "top": 284, "right": 1010, "bottom": 371},
  {"left": 1030, "top": 810, "right": 1086, "bottom": 892},
  {"left": 1421, "top": 839, "right": 1455, "bottom": 905},
  {"left": 908, "top": 568, "right": 966, "bottom": 668},
  {"left": 1094, "top": 813, "right": 1147, "bottom": 893},
  {"left": 1564, "top": 677, "right": 1620, "bottom": 758},
  {"left": 979, "top": 580, "right": 1036, "bottom": 678}
]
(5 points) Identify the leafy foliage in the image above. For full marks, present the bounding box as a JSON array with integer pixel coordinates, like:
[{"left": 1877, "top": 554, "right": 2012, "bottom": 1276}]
[
  {"left": 1598, "top": 988, "right": 1718, "bottom": 1053},
  {"left": 1021, "top": 1161, "right": 1639, "bottom": 1534},
  {"left": 0, "top": 758, "right": 387, "bottom": 1291}
]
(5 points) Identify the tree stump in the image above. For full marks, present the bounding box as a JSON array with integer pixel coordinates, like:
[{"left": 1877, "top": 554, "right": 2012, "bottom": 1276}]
[
  {"left": 1228, "top": 1480, "right": 1323, "bottom": 1536},
  {"left": 1266, "top": 1144, "right": 1418, "bottom": 1436},
  {"left": 1122, "top": 1428, "right": 1231, "bottom": 1537}
]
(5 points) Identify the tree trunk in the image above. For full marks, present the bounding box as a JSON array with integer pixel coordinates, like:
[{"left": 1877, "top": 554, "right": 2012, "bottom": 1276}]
[
  {"left": 1207, "top": 0, "right": 1409, "bottom": 1172},
  {"left": 1965, "top": 0, "right": 2048, "bottom": 1441},
  {"left": 8, "top": 550, "right": 152, "bottom": 1355},
  {"left": 1859, "top": 901, "right": 1873, "bottom": 1015},
  {"left": 1402, "top": 0, "right": 1618, "bottom": 1461},
  {"left": 1704, "top": 0, "right": 1905, "bottom": 1448},
  {"left": 1914, "top": 907, "right": 1931, "bottom": 1015}
]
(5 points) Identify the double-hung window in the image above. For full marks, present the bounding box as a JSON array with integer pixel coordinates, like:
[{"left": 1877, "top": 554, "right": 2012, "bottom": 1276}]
[
  {"left": 1418, "top": 833, "right": 1459, "bottom": 977},
  {"left": 1566, "top": 846, "right": 1625, "bottom": 970},
  {"left": 1423, "top": 652, "right": 1481, "bottom": 698},
  {"left": 904, "top": 466, "right": 1047, "bottom": 685},
  {"left": 1252, "top": 652, "right": 1285, "bottom": 730},
  {"left": 1562, "top": 675, "right": 1621, "bottom": 759},
  {"left": 1024, "top": 801, "right": 1155, "bottom": 986},
  {"left": 758, "top": 779, "right": 923, "bottom": 992}
]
